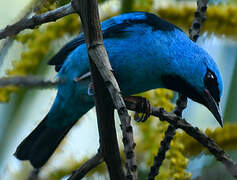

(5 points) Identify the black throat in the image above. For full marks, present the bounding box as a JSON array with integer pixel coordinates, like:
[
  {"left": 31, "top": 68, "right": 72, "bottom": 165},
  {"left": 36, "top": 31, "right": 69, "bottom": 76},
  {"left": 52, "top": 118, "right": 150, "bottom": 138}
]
[{"left": 161, "top": 74, "right": 205, "bottom": 105}]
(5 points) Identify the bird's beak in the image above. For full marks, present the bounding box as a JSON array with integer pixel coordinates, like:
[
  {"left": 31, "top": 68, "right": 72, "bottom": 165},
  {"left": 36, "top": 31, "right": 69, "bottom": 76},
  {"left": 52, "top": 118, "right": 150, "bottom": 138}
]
[{"left": 203, "top": 89, "right": 223, "bottom": 127}]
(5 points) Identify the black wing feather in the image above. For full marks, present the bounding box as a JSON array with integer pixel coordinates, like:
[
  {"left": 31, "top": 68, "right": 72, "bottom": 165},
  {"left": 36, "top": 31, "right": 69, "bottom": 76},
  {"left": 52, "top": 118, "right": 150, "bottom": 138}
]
[{"left": 48, "top": 35, "right": 85, "bottom": 66}]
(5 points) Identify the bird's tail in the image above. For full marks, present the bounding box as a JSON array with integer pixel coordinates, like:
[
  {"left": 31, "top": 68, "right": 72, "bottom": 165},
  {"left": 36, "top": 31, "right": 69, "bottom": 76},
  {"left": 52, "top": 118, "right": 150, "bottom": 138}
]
[{"left": 14, "top": 115, "right": 75, "bottom": 169}]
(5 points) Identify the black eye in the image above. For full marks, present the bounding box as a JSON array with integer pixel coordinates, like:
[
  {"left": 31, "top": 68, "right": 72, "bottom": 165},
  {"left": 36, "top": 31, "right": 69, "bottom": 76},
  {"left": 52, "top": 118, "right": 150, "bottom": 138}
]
[{"left": 204, "top": 69, "right": 220, "bottom": 103}]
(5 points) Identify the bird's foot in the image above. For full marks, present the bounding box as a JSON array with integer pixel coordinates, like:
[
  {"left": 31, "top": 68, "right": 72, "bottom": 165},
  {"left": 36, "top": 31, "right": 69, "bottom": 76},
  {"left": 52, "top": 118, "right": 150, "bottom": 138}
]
[
  {"left": 124, "top": 96, "right": 151, "bottom": 123},
  {"left": 87, "top": 82, "right": 94, "bottom": 96}
]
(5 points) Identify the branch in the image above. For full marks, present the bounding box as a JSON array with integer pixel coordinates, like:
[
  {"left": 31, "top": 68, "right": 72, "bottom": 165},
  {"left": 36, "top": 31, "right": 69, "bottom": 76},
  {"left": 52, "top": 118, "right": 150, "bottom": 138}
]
[
  {"left": 71, "top": 0, "right": 137, "bottom": 179},
  {"left": 124, "top": 97, "right": 237, "bottom": 179},
  {"left": 148, "top": 125, "right": 176, "bottom": 180},
  {"left": 69, "top": 150, "right": 104, "bottom": 180},
  {"left": 0, "top": 76, "right": 59, "bottom": 88},
  {"left": 148, "top": 94, "right": 186, "bottom": 179},
  {"left": 71, "top": 0, "right": 126, "bottom": 179},
  {"left": 0, "top": 3, "right": 75, "bottom": 40},
  {"left": 173, "top": 93, "right": 188, "bottom": 116},
  {"left": 88, "top": 46, "right": 137, "bottom": 179},
  {"left": 27, "top": 169, "right": 39, "bottom": 180},
  {"left": 90, "top": 60, "right": 126, "bottom": 179},
  {"left": 189, "top": 0, "right": 208, "bottom": 42},
  {"left": 0, "top": 38, "right": 14, "bottom": 66},
  {"left": 148, "top": 0, "right": 208, "bottom": 178}
]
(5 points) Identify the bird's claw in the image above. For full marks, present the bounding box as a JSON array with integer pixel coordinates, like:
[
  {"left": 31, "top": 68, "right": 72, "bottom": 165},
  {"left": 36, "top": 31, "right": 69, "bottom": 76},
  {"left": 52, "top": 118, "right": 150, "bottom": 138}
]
[
  {"left": 133, "top": 96, "right": 151, "bottom": 123},
  {"left": 87, "top": 82, "right": 94, "bottom": 96}
]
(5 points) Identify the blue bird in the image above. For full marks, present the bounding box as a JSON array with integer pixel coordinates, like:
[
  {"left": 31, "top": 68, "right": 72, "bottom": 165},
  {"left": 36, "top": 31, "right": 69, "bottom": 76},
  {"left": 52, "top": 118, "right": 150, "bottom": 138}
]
[{"left": 15, "top": 12, "right": 223, "bottom": 168}]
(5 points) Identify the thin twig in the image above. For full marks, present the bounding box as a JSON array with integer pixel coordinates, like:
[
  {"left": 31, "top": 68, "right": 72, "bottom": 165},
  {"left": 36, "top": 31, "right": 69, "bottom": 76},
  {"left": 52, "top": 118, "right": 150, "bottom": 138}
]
[
  {"left": 0, "top": 76, "right": 59, "bottom": 88},
  {"left": 148, "top": 125, "right": 176, "bottom": 180},
  {"left": 27, "top": 169, "right": 40, "bottom": 180},
  {"left": 0, "top": 3, "right": 75, "bottom": 40},
  {"left": 0, "top": 0, "right": 44, "bottom": 68},
  {"left": 148, "top": 94, "right": 186, "bottom": 179},
  {"left": 124, "top": 96, "right": 237, "bottom": 179},
  {"left": 148, "top": 0, "right": 208, "bottom": 178},
  {"left": 189, "top": 0, "right": 208, "bottom": 42},
  {"left": 69, "top": 150, "right": 104, "bottom": 180},
  {"left": 0, "top": 38, "right": 14, "bottom": 67},
  {"left": 173, "top": 93, "right": 188, "bottom": 116},
  {"left": 158, "top": 108, "right": 237, "bottom": 178}
]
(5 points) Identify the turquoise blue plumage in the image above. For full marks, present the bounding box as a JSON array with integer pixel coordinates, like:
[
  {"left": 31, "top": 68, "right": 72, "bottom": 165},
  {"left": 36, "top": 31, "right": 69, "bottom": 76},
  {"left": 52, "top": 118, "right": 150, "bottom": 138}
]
[{"left": 15, "top": 12, "right": 223, "bottom": 168}]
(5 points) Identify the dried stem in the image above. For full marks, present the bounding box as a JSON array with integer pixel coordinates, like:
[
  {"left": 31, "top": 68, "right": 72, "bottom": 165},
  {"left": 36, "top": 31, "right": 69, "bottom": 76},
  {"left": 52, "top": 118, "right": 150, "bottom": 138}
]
[
  {"left": 148, "top": 0, "right": 208, "bottom": 178},
  {"left": 68, "top": 150, "right": 104, "bottom": 180},
  {"left": 0, "top": 3, "right": 74, "bottom": 40},
  {"left": 71, "top": 0, "right": 137, "bottom": 179},
  {"left": 189, "top": 0, "right": 208, "bottom": 42},
  {"left": 27, "top": 169, "right": 39, "bottom": 180},
  {"left": 88, "top": 45, "right": 137, "bottom": 179},
  {"left": 71, "top": 0, "right": 125, "bottom": 179},
  {"left": 0, "top": 76, "right": 59, "bottom": 88},
  {"left": 148, "top": 125, "right": 176, "bottom": 180},
  {"left": 148, "top": 94, "right": 187, "bottom": 179}
]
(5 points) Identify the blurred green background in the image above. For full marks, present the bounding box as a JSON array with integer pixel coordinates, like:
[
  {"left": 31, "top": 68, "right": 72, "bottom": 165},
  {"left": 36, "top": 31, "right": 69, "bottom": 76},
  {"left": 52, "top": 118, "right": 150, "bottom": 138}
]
[{"left": 0, "top": 0, "right": 237, "bottom": 179}]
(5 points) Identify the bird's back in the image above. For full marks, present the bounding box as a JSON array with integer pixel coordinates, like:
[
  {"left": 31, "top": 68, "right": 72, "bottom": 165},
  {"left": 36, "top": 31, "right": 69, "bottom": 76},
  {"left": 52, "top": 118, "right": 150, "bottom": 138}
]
[{"left": 48, "top": 12, "right": 182, "bottom": 72}]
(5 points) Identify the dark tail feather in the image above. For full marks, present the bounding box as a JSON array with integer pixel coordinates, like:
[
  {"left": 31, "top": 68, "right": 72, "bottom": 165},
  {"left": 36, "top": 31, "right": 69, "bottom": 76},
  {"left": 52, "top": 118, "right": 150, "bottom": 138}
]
[{"left": 14, "top": 115, "right": 74, "bottom": 169}]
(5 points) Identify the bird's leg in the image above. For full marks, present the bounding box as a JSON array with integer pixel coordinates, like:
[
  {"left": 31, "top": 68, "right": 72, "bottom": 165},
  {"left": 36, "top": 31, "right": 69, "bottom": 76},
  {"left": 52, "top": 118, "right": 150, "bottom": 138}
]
[
  {"left": 73, "top": 72, "right": 91, "bottom": 82},
  {"left": 73, "top": 72, "right": 94, "bottom": 96},
  {"left": 87, "top": 82, "right": 94, "bottom": 96},
  {"left": 124, "top": 96, "right": 151, "bottom": 122}
]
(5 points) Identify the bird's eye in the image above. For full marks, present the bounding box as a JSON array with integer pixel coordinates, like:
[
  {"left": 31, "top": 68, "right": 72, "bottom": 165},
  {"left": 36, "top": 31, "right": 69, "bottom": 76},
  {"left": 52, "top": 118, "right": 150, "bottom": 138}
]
[
  {"left": 207, "top": 72, "right": 215, "bottom": 80},
  {"left": 204, "top": 69, "right": 220, "bottom": 103}
]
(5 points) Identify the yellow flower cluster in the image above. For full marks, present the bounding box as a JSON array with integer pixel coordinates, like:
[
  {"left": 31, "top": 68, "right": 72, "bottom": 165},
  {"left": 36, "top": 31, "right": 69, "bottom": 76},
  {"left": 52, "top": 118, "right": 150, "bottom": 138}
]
[
  {"left": 135, "top": 89, "right": 191, "bottom": 180},
  {"left": 164, "top": 135, "right": 191, "bottom": 180},
  {"left": 0, "top": 14, "right": 81, "bottom": 102},
  {"left": 178, "top": 124, "right": 237, "bottom": 157},
  {"left": 206, "top": 124, "right": 237, "bottom": 151},
  {"left": 156, "top": 5, "right": 237, "bottom": 36},
  {"left": 134, "top": 0, "right": 155, "bottom": 12},
  {"left": 35, "top": 1, "right": 57, "bottom": 14},
  {"left": 36, "top": 0, "right": 107, "bottom": 14}
]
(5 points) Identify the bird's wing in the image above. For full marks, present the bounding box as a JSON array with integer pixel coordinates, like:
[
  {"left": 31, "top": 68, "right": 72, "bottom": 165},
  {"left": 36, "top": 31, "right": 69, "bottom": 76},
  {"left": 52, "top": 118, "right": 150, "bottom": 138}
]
[
  {"left": 48, "top": 35, "right": 85, "bottom": 71},
  {"left": 48, "top": 12, "right": 180, "bottom": 72},
  {"left": 73, "top": 72, "right": 95, "bottom": 96}
]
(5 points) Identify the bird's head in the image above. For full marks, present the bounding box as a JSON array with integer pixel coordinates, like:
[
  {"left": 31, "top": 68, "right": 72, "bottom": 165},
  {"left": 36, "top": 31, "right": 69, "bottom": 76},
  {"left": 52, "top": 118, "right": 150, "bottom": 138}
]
[{"left": 162, "top": 48, "right": 223, "bottom": 127}]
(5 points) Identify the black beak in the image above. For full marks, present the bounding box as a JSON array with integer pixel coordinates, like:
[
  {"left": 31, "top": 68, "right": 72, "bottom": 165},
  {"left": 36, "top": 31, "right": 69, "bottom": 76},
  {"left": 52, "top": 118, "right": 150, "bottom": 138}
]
[{"left": 203, "top": 89, "right": 223, "bottom": 127}]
